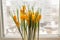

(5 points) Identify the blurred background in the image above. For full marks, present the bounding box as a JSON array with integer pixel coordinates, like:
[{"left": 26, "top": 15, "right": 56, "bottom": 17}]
[{"left": 0, "top": 0, "right": 59, "bottom": 38}]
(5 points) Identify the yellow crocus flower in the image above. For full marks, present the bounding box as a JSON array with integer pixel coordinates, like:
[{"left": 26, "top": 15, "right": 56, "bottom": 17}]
[
  {"left": 20, "top": 15, "right": 25, "bottom": 20},
  {"left": 20, "top": 5, "right": 26, "bottom": 20},
  {"left": 20, "top": 14, "right": 28, "bottom": 20},
  {"left": 32, "top": 14, "right": 35, "bottom": 21},
  {"left": 28, "top": 10, "right": 32, "bottom": 16},
  {"left": 25, "top": 14, "right": 29, "bottom": 24},
  {"left": 25, "top": 15, "right": 29, "bottom": 21},
  {"left": 20, "top": 9, "right": 24, "bottom": 14},
  {"left": 36, "top": 14, "right": 42, "bottom": 22},
  {"left": 22, "top": 5, "right": 26, "bottom": 11},
  {"left": 20, "top": 5, "right": 26, "bottom": 16},
  {"left": 25, "top": 11, "right": 32, "bottom": 25},
  {"left": 13, "top": 15, "right": 20, "bottom": 28},
  {"left": 20, "top": 5, "right": 26, "bottom": 13}
]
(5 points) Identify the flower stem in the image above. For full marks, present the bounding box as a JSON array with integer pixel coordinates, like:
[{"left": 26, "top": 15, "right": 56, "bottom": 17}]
[
  {"left": 18, "top": 28, "right": 24, "bottom": 40},
  {"left": 38, "top": 22, "right": 39, "bottom": 40}
]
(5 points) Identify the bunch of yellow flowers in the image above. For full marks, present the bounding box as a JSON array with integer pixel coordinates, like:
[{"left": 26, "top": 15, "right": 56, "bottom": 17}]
[
  {"left": 12, "top": 5, "right": 42, "bottom": 40},
  {"left": 20, "top": 5, "right": 41, "bottom": 24}
]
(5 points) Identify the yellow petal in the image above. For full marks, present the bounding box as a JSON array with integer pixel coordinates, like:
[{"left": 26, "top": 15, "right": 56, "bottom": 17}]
[
  {"left": 16, "top": 21, "right": 20, "bottom": 28},
  {"left": 32, "top": 14, "right": 35, "bottom": 21},
  {"left": 20, "top": 15, "right": 25, "bottom": 20},
  {"left": 22, "top": 5, "right": 26, "bottom": 12},
  {"left": 13, "top": 15, "right": 17, "bottom": 22}
]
